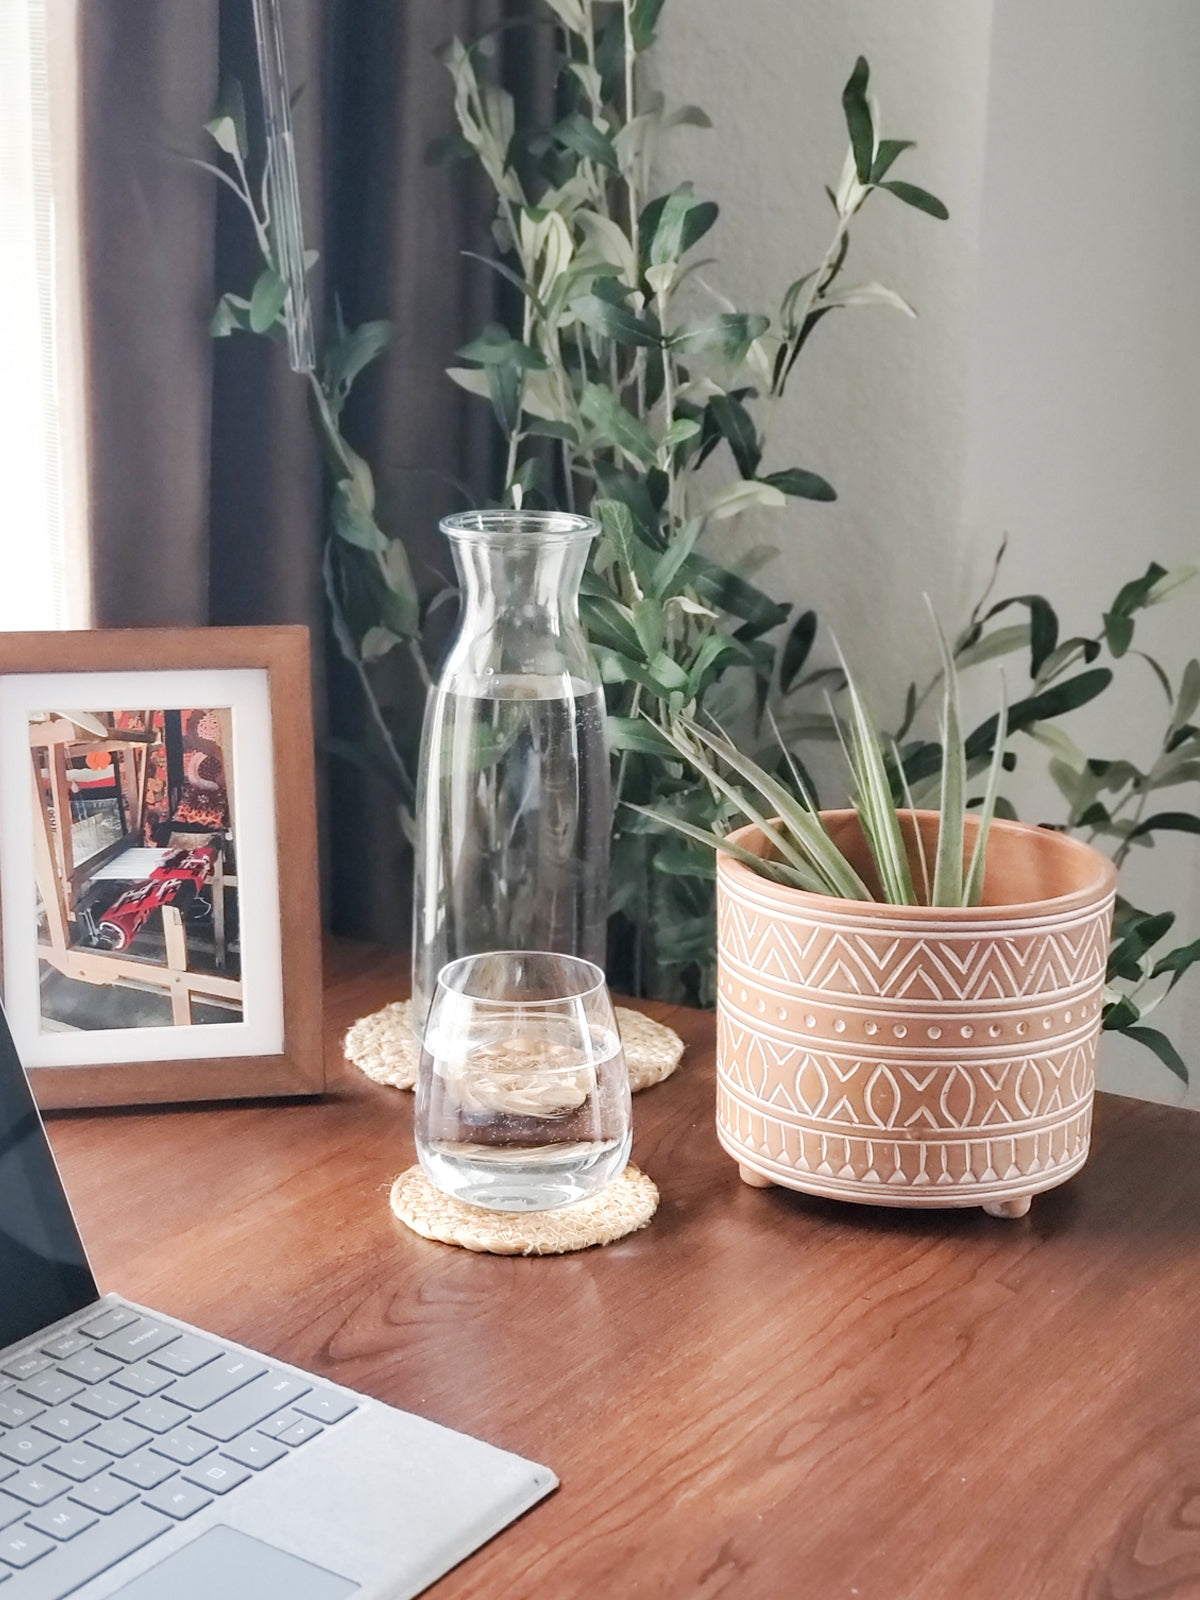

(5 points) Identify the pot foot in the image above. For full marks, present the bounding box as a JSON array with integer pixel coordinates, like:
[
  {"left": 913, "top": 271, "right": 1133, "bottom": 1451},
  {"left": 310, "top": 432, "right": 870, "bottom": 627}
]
[
  {"left": 738, "top": 1163, "right": 775, "bottom": 1189},
  {"left": 983, "top": 1195, "right": 1032, "bottom": 1219}
]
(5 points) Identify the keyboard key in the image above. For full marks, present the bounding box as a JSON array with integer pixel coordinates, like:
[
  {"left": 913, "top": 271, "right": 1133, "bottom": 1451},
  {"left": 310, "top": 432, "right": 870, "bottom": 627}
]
[
  {"left": 294, "top": 1391, "right": 357, "bottom": 1426},
  {"left": 279, "top": 1419, "right": 324, "bottom": 1447},
  {"left": 94, "top": 1320, "right": 179, "bottom": 1365},
  {"left": 1, "top": 1352, "right": 52, "bottom": 1382},
  {"left": 151, "top": 1429, "right": 214, "bottom": 1467},
  {"left": 4, "top": 1468, "right": 70, "bottom": 1507},
  {"left": 18, "top": 1373, "right": 83, "bottom": 1408},
  {"left": 80, "top": 1306, "right": 138, "bottom": 1339},
  {"left": 0, "top": 1397, "right": 45, "bottom": 1429},
  {"left": 142, "top": 1480, "right": 213, "bottom": 1520},
  {"left": 39, "top": 1332, "right": 91, "bottom": 1362},
  {"left": 0, "top": 1432, "right": 57, "bottom": 1469},
  {"left": 110, "top": 1453, "right": 177, "bottom": 1491},
  {"left": 1, "top": 1503, "right": 170, "bottom": 1597},
  {"left": 31, "top": 1406, "right": 97, "bottom": 1444},
  {"left": 57, "top": 1349, "right": 122, "bottom": 1386},
  {"left": 190, "top": 1372, "right": 310, "bottom": 1442},
  {"left": 0, "top": 1493, "right": 24, "bottom": 1532},
  {"left": 26, "top": 1500, "right": 97, "bottom": 1541},
  {"left": 222, "top": 1433, "right": 286, "bottom": 1471},
  {"left": 0, "top": 1524, "right": 55, "bottom": 1568},
  {"left": 257, "top": 1408, "right": 305, "bottom": 1439},
  {"left": 166, "top": 1353, "right": 266, "bottom": 1411},
  {"left": 182, "top": 1457, "right": 252, "bottom": 1496},
  {"left": 85, "top": 1420, "right": 152, "bottom": 1459},
  {"left": 111, "top": 1361, "right": 173, "bottom": 1398},
  {"left": 73, "top": 1383, "right": 134, "bottom": 1421},
  {"left": 148, "top": 1334, "right": 222, "bottom": 1377},
  {"left": 42, "top": 1444, "right": 109, "bottom": 1484},
  {"left": 122, "top": 1398, "right": 189, "bottom": 1436},
  {"left": 68, "top": 1473, "right": 139, "bottom": 1515}
]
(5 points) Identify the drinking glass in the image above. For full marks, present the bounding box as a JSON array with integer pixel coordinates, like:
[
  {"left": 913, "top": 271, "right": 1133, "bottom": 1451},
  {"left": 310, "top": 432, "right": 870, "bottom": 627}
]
[{"left": 415, "top": 951, "right": 632, "bottom": 1212}]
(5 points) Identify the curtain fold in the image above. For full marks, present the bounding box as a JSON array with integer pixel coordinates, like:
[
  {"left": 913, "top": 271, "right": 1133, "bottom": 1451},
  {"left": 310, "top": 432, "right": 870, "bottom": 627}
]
[{"left": 80, "top": 0, "right": 521, "bottom": 941}]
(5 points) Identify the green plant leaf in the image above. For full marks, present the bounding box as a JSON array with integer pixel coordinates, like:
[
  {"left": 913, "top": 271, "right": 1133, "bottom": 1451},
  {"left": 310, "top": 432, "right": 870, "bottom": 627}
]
[
  {"left": 929, "top": 611, "right": 965, "bottom": 906},
  {"left": 760, "top": 467, "right": 837, "bottom": 503},
  {"left": 553, "top": 111, "right": 619, "bottom": 170},
  {"left": 649, "top": 517, "right": 704, "bottom": 600},
  {"left": 606, "top": 717, "right": 674, "bottom": 756},
  {"left": 249, "top": 268, "right": 287, "bottom": 334},
  {"left": 870, "top": 138, "right": 915, "bottom": 182},
  {"left": 1150, "top": 936, "right": 1200, "bottom": 993},
  {"left": 1103, "top": 611, "right": 1134, "bottom": 657},
  {"left": 841, "top": 56, "right": 874, "bottom": 184},
  {"left": 331, "top": 481, "right": 387, "bottom": 554},
  {"left": 593, "top": 497, "right": 656, "bottom": 592},
  {"left": 670, "top": 313, "right": 769, "bottom": 363},
  {"left": 964, "top": 678, "right": 1008, "bottom": 906},
  {"left": 205, "top": 77, "right": 248, "bottom": 161},
  {"left": 1123, "top": 1026, "right": 1189, "bottom": 1083},
  {"left": 965, "top": 669, "right": 1114, "bottom": 760},
  {"left": 457, "top": 324, "right": 547, "bottom": 369},
  {"left": 833, "top": 641, "right": 917, "bottom": 905},
  {"left": 571, "top": 293, "right": 660, "bottom": 347},
  {"left": 629, "top": 0, "right": 669, "bottom": 50},
  {"left": 487, "top": 362, "right": 521, "bottom": 433},
  {"left": 1125, "top": 811, "right": 1200, "bottom": 845},
  {"left": 325, "top": 320, "right": 394, "bottom": 394},
  {"left": 625, "top": 804, "right": 822, "bottom": 892},
  {"left": 581, "top": 384, "right": 658, "bottom": 467},
  {"left": 709, "top": 393, "right": 761, "bottom": 479},
  {"left": 1108, "top": 910, "right": 1176, "bottom": 981},
  {"left": 632, "top": 597, "right": 665, "bottom": 658},
  {"left": 687, "top": 555, "right": 791, "bottom": 637},
  {"left": 781, "top": 610, "right": 818, "bottom": 692},
  {"left": 877, "top": 180, "right": 949, "bottom": 220},
  {"left": 644, "top": 185, "right": 719, "bottom": 267},
  {"left": 210, "top": 293, "right": 252, "bottom": 338}
]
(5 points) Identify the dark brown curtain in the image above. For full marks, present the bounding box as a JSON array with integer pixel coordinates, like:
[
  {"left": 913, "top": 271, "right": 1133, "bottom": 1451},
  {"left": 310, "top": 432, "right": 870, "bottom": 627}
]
[{"left": 80, "top": 0, "right": 529, "bottom": 941}]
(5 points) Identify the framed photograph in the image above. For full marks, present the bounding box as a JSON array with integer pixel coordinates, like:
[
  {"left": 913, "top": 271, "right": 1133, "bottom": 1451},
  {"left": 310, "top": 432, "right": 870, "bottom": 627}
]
[{"left": 0, "top": 627, "right": 324, "bottom": 1108}]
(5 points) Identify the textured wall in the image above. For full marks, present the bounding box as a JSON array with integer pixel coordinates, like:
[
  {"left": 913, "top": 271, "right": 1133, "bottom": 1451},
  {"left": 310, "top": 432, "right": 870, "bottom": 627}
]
[{"left": 963, "top": 0, "right": 1200, "bottom": 1107}]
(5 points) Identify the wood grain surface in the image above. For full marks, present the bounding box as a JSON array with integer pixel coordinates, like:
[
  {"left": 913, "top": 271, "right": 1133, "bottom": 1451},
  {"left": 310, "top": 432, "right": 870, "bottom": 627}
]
[{"left": 43, "top": 938, "right": 1200, "bottom": 1600}]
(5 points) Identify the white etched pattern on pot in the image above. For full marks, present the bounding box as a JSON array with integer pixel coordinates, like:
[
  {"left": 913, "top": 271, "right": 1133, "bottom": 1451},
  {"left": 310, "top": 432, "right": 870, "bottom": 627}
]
[
  {"left": 717, "top": 1010, "right": 1094, "bottom": 1133},
  {"left": 715, "top": 1090, "right": 1092, "bottom": 1205},
  {"left": 718, "top": 898, "right": 1112, "bottom": 1002}
]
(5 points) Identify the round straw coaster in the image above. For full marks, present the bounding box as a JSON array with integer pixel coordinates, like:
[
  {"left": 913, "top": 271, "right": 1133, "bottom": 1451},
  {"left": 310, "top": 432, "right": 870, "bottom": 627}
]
[
  {"left": 389, "top": 1163, "right": 659, "bottom": 1255},
  {"left": 345, "top": 998, "right": 683, "bottom": 1094}
]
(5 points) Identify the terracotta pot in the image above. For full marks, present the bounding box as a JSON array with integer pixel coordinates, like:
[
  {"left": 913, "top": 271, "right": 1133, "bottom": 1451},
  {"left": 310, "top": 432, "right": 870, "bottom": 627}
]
[{"left": 716, "top": 811, "right": 1117, "bottom": 1217}]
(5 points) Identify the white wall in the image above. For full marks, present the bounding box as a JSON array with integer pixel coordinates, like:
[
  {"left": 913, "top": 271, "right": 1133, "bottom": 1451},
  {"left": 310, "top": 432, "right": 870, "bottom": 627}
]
[
  {"left": 964, "top": 0, "right": 1200, "bottom": 1107},
  {"left": 656, "top": 1, "right": 1200, "bottom": 1107}
]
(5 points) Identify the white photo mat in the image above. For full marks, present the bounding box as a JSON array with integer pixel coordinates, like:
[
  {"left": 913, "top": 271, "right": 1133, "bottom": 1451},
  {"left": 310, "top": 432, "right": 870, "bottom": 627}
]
[{"left": 0, "top": 668, "right": 285, "bottom": 1067}]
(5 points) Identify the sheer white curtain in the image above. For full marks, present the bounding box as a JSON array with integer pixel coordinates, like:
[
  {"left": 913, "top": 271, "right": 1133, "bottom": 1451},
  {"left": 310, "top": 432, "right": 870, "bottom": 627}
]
[{"left": 0, "top": 0, "right": 87, "bottom": 628}]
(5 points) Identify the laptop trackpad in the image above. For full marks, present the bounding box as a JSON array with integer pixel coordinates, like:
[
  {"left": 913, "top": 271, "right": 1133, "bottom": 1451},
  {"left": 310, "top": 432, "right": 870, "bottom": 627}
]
[{"left": 109, "top": 1525, "right": 360, "bottom": 1599}]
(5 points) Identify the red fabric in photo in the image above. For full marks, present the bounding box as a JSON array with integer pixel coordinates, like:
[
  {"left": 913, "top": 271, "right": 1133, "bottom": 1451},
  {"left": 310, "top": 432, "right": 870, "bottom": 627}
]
[{"left": 98, "top": 846, "right": 218, "bottom": 952}]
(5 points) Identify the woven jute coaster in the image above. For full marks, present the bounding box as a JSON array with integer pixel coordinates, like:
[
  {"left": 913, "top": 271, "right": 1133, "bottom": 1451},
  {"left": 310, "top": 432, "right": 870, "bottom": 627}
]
[
  {"left": 345, "top": 998, "right": 683, "bottom": 1094},
  {"left": 389, "top": 1162, "right": 658, "bottom": 1255}
]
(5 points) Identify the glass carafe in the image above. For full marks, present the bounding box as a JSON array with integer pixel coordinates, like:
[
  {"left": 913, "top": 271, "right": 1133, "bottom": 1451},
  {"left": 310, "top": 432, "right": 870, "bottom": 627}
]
[{"left": 411, "top": 511, "right": 610, "bottom": 1038}]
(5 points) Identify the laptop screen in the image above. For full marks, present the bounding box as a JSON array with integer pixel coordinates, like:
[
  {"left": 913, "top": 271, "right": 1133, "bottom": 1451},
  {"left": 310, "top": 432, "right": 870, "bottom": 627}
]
[{"left": 0, "top": 1006, "right": 97, "bottom": 1345}]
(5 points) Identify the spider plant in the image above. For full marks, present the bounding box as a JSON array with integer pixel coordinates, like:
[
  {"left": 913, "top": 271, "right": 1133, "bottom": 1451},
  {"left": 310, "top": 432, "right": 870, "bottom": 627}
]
[{"left": 634, "top": 613, "right": 1010, "bottom": 908}]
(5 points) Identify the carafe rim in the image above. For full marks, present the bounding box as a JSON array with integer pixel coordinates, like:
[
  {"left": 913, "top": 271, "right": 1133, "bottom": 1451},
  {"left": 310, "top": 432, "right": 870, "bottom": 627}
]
[{"left": 440, "top": 509, "right": 598, "bottom": 544}]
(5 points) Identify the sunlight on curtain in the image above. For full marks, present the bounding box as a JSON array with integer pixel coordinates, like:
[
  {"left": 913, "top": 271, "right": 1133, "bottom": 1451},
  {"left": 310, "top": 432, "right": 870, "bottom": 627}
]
[{"left": 0, "top": 0, "right": 88, "bottom": 628}]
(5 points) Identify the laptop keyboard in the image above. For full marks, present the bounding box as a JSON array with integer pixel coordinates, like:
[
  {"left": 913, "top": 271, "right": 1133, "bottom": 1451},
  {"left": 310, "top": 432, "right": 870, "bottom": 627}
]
[{"left": 0, "top": 1305, "right": 358, "bottom": 1598}]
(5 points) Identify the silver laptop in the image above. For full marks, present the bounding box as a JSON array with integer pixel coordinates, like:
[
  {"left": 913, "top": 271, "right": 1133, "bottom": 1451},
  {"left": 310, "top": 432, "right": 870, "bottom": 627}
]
[{"left": 0, "top": 1013, "right": 556, "bottom": 1599}]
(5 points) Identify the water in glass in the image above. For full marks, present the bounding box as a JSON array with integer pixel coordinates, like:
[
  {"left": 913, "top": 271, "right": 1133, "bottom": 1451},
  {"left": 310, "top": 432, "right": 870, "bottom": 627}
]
[{"left": 415, "top": 952, "right": 632, "bottom": 1211}]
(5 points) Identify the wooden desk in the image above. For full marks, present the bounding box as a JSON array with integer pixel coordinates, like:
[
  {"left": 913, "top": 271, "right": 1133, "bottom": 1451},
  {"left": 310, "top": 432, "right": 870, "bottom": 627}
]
[{"left": 44, "top": 939, "right": 1200, "bottom": 1599}]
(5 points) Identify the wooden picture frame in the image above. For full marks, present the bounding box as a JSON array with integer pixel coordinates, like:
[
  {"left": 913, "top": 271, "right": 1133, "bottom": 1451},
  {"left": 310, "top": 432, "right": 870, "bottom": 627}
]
[{"left": 0, "top": 627, "right": 324, "bottom": 1108}]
